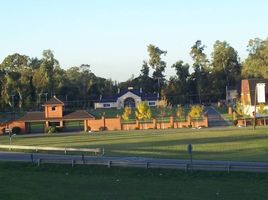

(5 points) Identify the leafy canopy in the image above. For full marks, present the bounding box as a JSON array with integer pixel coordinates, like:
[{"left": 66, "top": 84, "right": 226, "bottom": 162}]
[{"left": 135, "top": 102, "right": 152, "bottom": 120}]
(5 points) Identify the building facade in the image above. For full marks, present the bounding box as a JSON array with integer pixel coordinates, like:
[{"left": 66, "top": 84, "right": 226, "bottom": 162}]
[
  {"left": 94, "top": 88, "right": 159, "bottom": 109},
  {"left": 240, "top": 79, "right": 268, "bottom": 116}
]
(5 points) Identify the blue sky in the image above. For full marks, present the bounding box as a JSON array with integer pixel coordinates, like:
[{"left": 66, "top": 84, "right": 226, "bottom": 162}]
[{"left": 1, "top": 0, "right": 268, "bottom": 81}]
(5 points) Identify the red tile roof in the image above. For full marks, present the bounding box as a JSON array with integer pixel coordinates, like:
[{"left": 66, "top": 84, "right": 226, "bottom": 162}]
[{"left": 18, "top": 110, "right": 95, "bottom": 122}]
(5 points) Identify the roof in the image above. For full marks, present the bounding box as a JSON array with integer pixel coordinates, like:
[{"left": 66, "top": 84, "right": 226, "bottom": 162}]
[
  {"left": 63, "top": 110, "right": 95, "bottom": 120},
  {"left": 247, "top": 79, "right": 268, "bottom": 105},
  {"left": 43, "top": 96, "right": 64, "bottom": 106},
  {"left": 17, "top": 110, "right": 95, "bottom": 122},
  {"left": 18, "top": 112, "right": 46, "bottom": 122},
  {"left": 98, "top": 89, "right": 158, "bottom": 103}
]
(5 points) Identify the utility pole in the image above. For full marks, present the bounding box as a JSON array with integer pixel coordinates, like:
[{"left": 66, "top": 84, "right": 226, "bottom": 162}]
[
  {"left": 253, "top": 84, "right": 257, "bottom": 130},
  {"left": 11, "top": 94, "right": 15, "bottom": 113},
  {"left": 44, "top": 93, "right": 48, "bottom": 102}
]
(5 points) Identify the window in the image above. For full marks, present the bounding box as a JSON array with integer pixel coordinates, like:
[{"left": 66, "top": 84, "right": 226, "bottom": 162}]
[
  {"left": 48, "top": 121, "right": 60, "bottom": 127},
  {"left": 103, "top": 103, "right": 110, "bottom": 108},
  {"left": 149, "top": 102, "right": 155, "bottom": 106},
  {"left": 52, "top": 106, "right": 56, "bottom": 111}
]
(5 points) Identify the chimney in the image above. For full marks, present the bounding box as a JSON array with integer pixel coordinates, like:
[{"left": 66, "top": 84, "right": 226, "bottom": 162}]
[
  {"left": 140, "top": 88, "right": 143, "bottom": 93},
  {"left": 118, "top": 88, "right": 120, "bottom": 94},
  {"left": 99, "top": 95, "right": 102, "bottom": 100}
]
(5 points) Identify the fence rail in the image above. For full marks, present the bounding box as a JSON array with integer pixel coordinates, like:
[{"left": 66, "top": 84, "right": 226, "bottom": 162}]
[
  {"left": 1, "top": 153, "right": 267, "bottom": 173},
  {"left": 0, "top": 145, "right": 104, "bottom": 156},
  {"left": 34, "top": 159, "right": 268, "bottom": 173}
]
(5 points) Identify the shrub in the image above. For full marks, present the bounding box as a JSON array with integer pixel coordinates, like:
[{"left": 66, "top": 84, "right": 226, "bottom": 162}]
[
  {"left": 46, "top": 126, "right": 57, "bottom": 134},
  {"left": 1, "top": 127, "right": 5, "bottom": 134},
  {"left": 188, "top": 124, "right": 192, "bottom": 128},
  {"left": 12, "top": 127, "right": 21, "bottom": 134}
]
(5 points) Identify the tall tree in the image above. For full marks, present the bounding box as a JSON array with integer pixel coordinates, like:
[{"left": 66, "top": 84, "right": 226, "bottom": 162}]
[
  {"left": 0, "top": 53, "right": 32, "bottom": 110},
  {"left": 147, "top": 44, "right": 167, "bottom": 93},
  {"left": 211, "top": 41, "right": 241, "bottom": 99},
  {"left": 40, "top": 50, "right": 60, "bottom": 97},
  {"left": 190, "top": 40, "right": 208, "bottom": 103},
  {"left": 171, "top": 60, "right": 190, "bottom": 82},
  {"left": 242, "top": 38, "right": 268, "bottom": 78}
]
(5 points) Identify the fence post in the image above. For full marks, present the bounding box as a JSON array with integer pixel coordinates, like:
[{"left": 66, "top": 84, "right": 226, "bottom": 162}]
[
  {"left": 82, "top": 154, "right": 85, "bottom": 164},
  {"left": 108, "top": 160, "right": 111, "bottom": 168},
  {"left": 72, "top": 160, "right": 75, "bottom": 167},
  {"left": 30, "top": 154, "right": 34, "bottom": 163},
  {"left": 227, "top": 164, "right": 231, "bottom": 173},
  {"left": 37, "top": 159, "right": 41, "bottom": 167},
  {"left": 185, "top": 163, "right": 188, "bottom": 172},
  {"left": 146, "top": 162, "right": 149, "bottom": 169}
]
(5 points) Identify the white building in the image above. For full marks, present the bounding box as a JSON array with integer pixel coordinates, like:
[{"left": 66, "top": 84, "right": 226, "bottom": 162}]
[{"left": 94, "top": 88, "right": 159, "bottom": 109}]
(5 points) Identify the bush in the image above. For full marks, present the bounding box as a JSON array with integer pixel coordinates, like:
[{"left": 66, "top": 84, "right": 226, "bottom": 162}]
[
  {"left": 12, "top": 127, "right": 21, "bottom": 134},
  {"left": 1, "top": 127, "right": 5, "bottom": 134},
  {"left": 188, "top": 124, "right": 192, "bottom": 128},
  {"left": 46, "top": 126, "right": 57, "bottom": 134}
]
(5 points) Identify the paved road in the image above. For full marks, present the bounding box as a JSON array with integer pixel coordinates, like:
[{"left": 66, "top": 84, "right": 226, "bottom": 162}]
[
  {"left": 205, "top": 106, "right": 231, "bottom": 127},
  {"left": 1, "top": 151, "right": 268, "bottom": 168}
]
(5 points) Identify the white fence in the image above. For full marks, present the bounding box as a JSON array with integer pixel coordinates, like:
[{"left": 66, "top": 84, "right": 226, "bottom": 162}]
[{"left": 0, "top": 145, "right": 104, "bottom": 156}]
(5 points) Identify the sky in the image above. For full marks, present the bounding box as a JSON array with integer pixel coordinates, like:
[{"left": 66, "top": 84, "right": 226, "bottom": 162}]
[{"left": 0, "top": 0, "right": 268, "bottom": 81}]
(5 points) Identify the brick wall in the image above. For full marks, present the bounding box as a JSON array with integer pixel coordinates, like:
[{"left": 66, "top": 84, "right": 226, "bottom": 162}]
[
  {"left": 1, "top": 114, "right": 209, "bottom": 134},
  {"left": 0, "top": 121, "right": 26, "bottom": 134}
]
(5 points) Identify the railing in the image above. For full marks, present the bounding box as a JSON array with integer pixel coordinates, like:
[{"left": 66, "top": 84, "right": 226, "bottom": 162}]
[
  {"left": 0, "top": 145, "right": 104, "bottom": 156},
  {"left": 1, "top": 152, "right": 267, "bottom": 173}
]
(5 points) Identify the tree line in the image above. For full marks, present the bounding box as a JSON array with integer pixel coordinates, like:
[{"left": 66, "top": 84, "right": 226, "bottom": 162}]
[{"left": 1, "top": 38, "right": 268, "bottom": 111}]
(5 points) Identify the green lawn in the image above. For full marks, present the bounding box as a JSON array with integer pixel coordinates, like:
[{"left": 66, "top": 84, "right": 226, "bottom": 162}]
[
  {"left": 1, "top": 127, "right": 268, "bottom": 162},
  {"left": 0, "top": 162, "right": 268, "bottom": 200}
]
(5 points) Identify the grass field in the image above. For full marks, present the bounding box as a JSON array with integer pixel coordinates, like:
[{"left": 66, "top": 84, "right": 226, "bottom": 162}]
[
  {"left": 1, "top": 127, "right": 268, "bottom": 162},
  {"left": 0, "top": 161, "right": 267, "bottom": 200}
]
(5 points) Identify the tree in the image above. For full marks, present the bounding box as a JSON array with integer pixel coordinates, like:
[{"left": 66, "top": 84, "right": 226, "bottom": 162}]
[
  {"left": 188, "top": 105, "right": 204, "bottom": 127},
  {"left": 257, "top": 103, "right": 267, "bottom": 126},
  {"left": 190, "top": 40, "right": 209, "bottom": 104},
  {"left": 138, "top": 61, "right": 154, "bottom": 93},
  {"left": 188, "top": 105, "right": 204, "bottom": 119},
  {"left": 211, "top": 41, "right": 241, "bottom": 93},
  {"left": 122, "top": 106, "right": 132, "bottom": 130},
  {"left": 0, "top": 53, "right": 32, "bottom": 110},
  {"left": 135, "top": 102, "right": 152, "bottom": 120},
  {"left": 147, "top": 44, "right": 167, "bottom": 93},
  {"left": 234, "top": 100, "right": 248, "bottom": 126},
  {"left": 176, "top": 105, "right": 185, "bottom": 128},
  {"left": 157, "top": 96, "right": 172, "bottom": 128},
  {"left": 40, "top": 50, "right": 60, "bottom": 97},
  {"left": 140, "top": 60, "right": 150, "bottom": 78},
  {"left": 242, "top": 38, "right": 268, "bottom": 78},
  {"left": 171, "top": 60, "right": 190, "bottom": 82}
]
